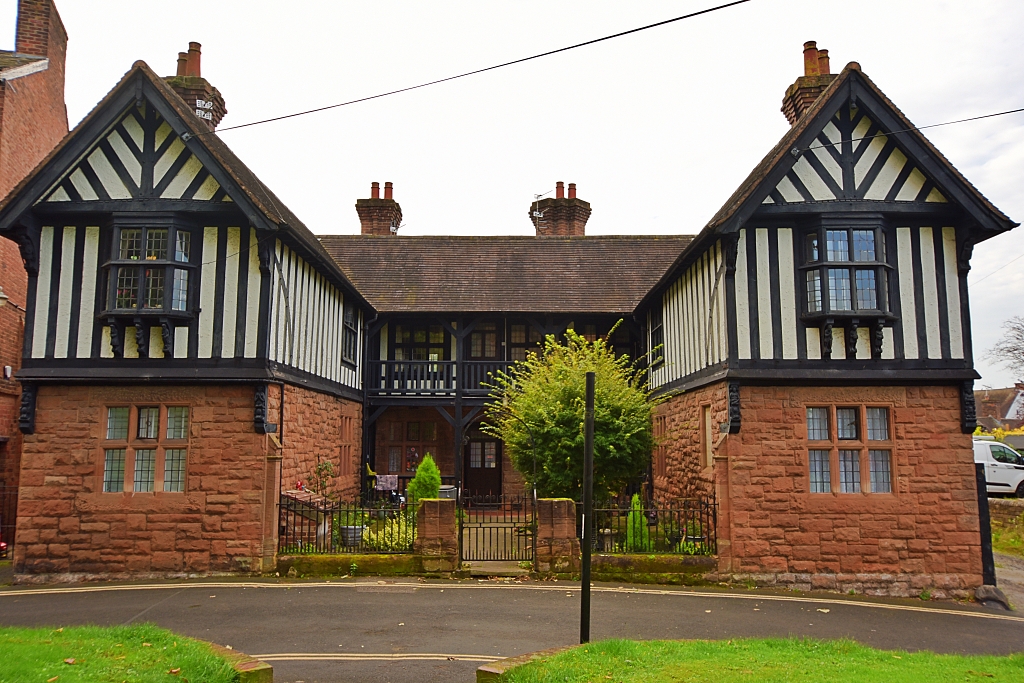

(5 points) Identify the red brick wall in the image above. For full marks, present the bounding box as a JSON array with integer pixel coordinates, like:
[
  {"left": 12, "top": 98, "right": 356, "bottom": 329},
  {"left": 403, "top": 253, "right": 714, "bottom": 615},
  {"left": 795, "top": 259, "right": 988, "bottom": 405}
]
[
  {"left": 659, "top": 382, "right": 983, "bottom": 598},
  {"left": 270, "top": 383, "right": 362, "bottom": 501},
  {"left": 3, "top": 0, "right": 68, "bottom": 199},
  {"left": 14, "top": 384, "right": 279, "bottom": 578},
  {"left": 0, "top": 0, "right": 69, "bottom": 489}
]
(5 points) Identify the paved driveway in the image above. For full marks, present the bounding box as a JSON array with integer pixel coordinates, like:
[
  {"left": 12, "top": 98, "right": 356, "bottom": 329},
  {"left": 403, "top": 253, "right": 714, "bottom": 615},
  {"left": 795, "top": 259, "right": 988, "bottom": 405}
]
[{"left": 1, "top": 578, "right": 1022, "bottom": 683}]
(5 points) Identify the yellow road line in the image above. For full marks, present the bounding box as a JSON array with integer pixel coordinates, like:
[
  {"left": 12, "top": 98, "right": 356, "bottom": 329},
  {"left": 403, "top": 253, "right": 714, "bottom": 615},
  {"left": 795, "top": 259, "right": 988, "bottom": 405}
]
[{"left": 249, "top": 652, "right": 501, "bottom": 662}]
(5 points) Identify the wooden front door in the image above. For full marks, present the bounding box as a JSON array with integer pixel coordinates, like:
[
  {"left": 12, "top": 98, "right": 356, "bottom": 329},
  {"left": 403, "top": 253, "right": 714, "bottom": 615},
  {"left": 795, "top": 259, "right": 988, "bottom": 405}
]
[{"left": 464, "top": 438, "right": 502, "bottom": 496}]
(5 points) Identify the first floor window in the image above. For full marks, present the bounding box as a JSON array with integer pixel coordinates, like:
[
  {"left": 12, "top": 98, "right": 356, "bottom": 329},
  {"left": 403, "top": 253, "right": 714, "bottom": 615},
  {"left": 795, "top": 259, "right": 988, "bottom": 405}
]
[
  {"left": 104, "top": 449, "right": 126, "bottom": 493},
  {"left": 107, "top": 221, "right": 195, "bottom": 316},
  {"left": 342, "top": 302, "right": 358, "bottom": 364},
  {"left": 650, "top": 307, "right": 664, "bottom": 366},
  {"left": 802, "top": 227, "right": 889, "bottom": 316}
]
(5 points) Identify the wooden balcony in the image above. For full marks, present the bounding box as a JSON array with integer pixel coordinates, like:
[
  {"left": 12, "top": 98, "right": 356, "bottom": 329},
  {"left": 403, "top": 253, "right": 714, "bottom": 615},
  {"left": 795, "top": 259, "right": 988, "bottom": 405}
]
[{"left": 367, "top": 360, "right": 512, "bottom": 399}]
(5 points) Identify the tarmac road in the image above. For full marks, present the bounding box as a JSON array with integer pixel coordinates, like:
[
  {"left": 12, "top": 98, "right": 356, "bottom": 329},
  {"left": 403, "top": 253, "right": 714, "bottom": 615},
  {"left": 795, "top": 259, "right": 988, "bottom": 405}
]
[{"left": 1, "top": 577, "right": 1023, "bottom": 683}]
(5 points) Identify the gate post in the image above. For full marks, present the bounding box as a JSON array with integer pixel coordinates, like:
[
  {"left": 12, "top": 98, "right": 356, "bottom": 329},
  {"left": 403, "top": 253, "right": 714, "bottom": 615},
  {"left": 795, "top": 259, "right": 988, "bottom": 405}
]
[
  {"left": 414, "top": 499, "right": 459, "bottom": 572},
  {"left": 535, "top": 498, "right": 580, "bottom": 574},
  {"left": 975, "top": 463, "right": 996, "bottom": 586}
]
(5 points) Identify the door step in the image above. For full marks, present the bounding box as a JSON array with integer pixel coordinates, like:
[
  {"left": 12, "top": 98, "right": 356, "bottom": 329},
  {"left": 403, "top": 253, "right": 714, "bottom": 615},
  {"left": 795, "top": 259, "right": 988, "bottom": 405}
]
[{"left": 466, "top": 560, "right": 530, "bottom": 577}]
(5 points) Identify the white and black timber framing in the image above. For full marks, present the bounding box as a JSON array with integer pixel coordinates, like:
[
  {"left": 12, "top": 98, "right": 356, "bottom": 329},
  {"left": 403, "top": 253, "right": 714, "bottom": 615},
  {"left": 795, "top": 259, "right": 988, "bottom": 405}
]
[
  {"left": 639, "top": 63, "right": 1015, "bottom": 435},
  {"left": 0, "top": 62, "right": 372, "bottom": 433}
]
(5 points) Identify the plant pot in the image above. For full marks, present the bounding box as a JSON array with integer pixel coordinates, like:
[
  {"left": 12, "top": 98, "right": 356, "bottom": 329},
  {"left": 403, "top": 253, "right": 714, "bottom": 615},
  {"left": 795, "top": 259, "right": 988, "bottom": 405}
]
[{"left": 339, "top": 525, "right": 365, "bottom": 547}]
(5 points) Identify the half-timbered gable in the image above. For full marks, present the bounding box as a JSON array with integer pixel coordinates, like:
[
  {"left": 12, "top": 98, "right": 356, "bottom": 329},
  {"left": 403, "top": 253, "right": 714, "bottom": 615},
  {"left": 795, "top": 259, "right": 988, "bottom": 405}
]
[
  {"left": 0, "top": 61, "right": 370, "bottom": 399},
  {"left": 644, "top": 62, "right": 1015, "bottom": 395}
]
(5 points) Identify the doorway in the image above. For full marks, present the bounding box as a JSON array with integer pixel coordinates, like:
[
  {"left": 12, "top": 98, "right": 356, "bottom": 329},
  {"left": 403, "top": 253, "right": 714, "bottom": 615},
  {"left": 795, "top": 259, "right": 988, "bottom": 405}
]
[{"left": 464, "top": 437, "right": 502, "bottom": 496}]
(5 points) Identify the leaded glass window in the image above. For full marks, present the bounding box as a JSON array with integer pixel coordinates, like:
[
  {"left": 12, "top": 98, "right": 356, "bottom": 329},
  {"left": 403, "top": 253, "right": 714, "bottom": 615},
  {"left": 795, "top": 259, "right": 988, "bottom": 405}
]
[
  {"left": 869, "top": 450, "right": 891, "bottom": 493},
  {"left": 809, "top": 450, "right": 831, "bottom": 493},
  {"left": 802, "top": 226, "right": 888, "bottom": 316},
  {"left": 107, "top": 221, "right": 195, "bottom": 317},
  {"left": 839, "top": 450, "right": 861, "bottom": 493}
]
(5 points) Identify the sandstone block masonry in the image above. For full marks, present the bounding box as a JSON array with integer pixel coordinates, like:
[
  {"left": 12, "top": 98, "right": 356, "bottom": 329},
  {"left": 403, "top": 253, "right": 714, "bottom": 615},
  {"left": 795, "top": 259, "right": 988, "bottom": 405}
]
[
  {"left": 14, "top": 381, "right": 361, "bottom": 580},
  {"left": 656, "top": 382, "right": 984, "bottom": 598},
  {"left": 270, "top": 383, "right": 362, "bottom": 501}
]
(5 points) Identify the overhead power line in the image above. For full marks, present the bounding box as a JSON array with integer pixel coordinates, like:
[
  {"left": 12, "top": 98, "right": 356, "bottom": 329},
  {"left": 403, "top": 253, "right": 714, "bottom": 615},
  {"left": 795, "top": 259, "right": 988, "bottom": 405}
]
[
  {"left": 202, "top": 0, "right": 755, "bottom": 135},
  {"left": 801, "top": 107, "right": 1024, "bottom": 153}
]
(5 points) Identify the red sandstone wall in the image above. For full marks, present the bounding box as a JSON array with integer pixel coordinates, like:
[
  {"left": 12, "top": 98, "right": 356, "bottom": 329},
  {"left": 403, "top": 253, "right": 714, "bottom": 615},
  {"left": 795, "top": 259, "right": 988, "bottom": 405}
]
[
  {"left": 707, "top": 383, "right": 982, "bottom": 596},
  {"left": 271, "top": 384, "right": 362, "bottom": 501},
  {"left": 653, "top": 383, "right": 727, "bottom": 502},
  {"left": 14, "top": 384, "right": 276, "bottom": 577}
]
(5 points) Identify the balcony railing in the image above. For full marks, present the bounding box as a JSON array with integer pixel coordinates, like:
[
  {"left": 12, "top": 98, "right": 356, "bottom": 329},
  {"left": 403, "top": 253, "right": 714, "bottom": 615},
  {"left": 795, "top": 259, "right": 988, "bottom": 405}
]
[{"left": 368, "top": 360, "right": 512, "bottom": 397}]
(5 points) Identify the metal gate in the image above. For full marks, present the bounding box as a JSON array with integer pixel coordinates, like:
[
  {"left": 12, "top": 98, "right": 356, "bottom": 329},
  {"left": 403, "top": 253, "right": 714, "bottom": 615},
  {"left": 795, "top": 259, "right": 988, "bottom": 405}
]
[{"left": 459, "top": 494, "right": 535, "bottom": 562}]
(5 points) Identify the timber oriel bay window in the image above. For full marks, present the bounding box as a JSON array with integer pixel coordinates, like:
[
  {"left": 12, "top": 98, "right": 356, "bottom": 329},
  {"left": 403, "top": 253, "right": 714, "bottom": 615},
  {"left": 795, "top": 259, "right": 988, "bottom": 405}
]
[
  {"left": 105, "top": 218, "right": 195, "bottom": 316},
  {"left": 102, "top": 405, "right": 189, "bottom": 493},
  {"left": 802, "top": 226, "right": 890, "bottom": 318},
  {"left": 807, "top": 405, "right": 893, "bottom": 495}
]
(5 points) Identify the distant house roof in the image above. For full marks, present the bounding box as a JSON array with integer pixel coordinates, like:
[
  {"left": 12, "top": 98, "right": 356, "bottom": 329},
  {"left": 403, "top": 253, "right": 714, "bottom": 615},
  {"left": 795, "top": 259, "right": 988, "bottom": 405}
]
[
  {"left": 317, "top": 234, "right": 694, "bottom": 314},
  {"left": 975, "top": 385, "right": 1024, "bottom": 428}
]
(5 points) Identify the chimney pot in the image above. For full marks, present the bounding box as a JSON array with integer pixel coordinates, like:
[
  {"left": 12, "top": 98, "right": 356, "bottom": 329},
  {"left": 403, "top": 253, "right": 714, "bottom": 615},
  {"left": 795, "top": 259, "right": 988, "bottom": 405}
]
[
  {"left": 186, "top": 41, "right": 202, "bottom": 78},
  {"left": 384, "top": 182, "right": 393, "bottom": 200},
  {"left": 371, "top": 182, "right": 380, "bottom": 199},
  {"left": 802, "top": 40, "right": 820, "bottom": 77},
  {"left": 176, "top": 52, "right": 188, "bottom": 77},
  {"left": 568, "top": 183, "right": 577, "bottom": 199},
  {"left": 529, "top": 183, "right": 590, "bottom": 236},
  {"left": 556, "top": 181, "right": 564, "bottom": 199},
  {"left": 818, "top": 49, "right": 830, "bottom": 76}
]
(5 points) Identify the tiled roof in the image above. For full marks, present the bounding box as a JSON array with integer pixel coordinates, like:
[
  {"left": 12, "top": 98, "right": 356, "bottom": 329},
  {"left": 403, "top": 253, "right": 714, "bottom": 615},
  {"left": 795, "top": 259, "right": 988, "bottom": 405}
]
[{"left": 318, "top": 234, "right": 694, "bottom": 314}]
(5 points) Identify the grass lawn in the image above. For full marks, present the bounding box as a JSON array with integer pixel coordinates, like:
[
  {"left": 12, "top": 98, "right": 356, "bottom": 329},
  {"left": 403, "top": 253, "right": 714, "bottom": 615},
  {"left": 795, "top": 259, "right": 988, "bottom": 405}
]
[
  {"left": 992, "top": 517, "right": 1024, "bottom": 558},
  {"left": 499, "top": 638, "right": 1024, "bottom": 682},
  {"left": 0, "top": 623, "right": 237, "bottom": 683}
]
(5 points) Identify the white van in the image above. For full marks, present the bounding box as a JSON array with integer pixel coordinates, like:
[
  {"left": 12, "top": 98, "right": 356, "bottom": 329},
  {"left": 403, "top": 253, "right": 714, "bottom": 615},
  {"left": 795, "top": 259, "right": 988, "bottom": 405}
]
[{"left": 974, "top": 439, "right": 1024, "bottom": 497}]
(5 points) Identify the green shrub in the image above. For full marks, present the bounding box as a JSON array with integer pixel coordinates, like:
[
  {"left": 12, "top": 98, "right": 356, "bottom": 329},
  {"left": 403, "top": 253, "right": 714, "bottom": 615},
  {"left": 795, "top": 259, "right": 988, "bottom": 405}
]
[
  {"left": 624, "top": 494, "right": 652, "bottom": 552},
  {"left": 362, "top": 515, "right": 416, "bottom": 552},
  {"left": 406, "top": 453, "right": 441, "bottom": 508}
]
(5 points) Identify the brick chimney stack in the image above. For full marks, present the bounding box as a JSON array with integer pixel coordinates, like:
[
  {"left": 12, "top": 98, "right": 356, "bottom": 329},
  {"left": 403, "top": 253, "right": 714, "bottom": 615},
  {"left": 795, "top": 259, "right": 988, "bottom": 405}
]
[
  {"left": 356, "top": 182, "right": 403, "bottom": 236},
  {"left": 530, "top": 182, "right": 591, "bottom": 236},
  {"left": 781, "top": 41, "right": 837, "bottom": 126},
  {"left": 164, "top": 42, "right": 227, "bottom": 132}
]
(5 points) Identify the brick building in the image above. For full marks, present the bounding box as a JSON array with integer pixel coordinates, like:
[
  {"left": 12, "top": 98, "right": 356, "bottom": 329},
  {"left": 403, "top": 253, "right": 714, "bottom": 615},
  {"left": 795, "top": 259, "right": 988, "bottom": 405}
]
[
  {"left": 0, "top": 39, "right": 1015, "bottom": 594},
  {"left": 0, "top": 0, "right": 69, "bottom": 492}
]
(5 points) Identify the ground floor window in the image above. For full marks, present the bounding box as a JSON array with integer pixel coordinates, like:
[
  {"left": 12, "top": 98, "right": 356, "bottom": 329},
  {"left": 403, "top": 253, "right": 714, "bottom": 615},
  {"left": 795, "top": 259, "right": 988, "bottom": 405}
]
[
  {"left": 806, "top": 404, "right": 893, "bottom": 495},
  {"left": 385, "top": 419, "right": 439, "bottom": 474},
  {"left": 102, "top": 405, "right": 189, "bottom": 493}
]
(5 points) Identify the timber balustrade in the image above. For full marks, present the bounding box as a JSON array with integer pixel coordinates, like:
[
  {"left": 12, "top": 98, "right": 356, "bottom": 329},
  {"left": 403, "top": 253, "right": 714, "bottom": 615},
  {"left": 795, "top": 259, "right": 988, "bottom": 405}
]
[{"left": 368, "top": 360, "right": 512, "bottom": 397}]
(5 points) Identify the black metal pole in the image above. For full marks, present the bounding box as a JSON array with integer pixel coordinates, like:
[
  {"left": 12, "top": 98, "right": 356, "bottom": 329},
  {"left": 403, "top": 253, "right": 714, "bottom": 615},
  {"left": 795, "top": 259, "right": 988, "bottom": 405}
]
[
  {"left": 580, "top": 371, "right": 595, "bottom": 644},
  {"left": 976, "top": 462, "right": 997, "bottom": 585}
]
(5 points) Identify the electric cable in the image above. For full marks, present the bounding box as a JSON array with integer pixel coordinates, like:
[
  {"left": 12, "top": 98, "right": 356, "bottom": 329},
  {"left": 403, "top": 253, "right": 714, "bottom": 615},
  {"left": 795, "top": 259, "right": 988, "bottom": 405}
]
[
  {"left": 195, "top": 0, "right": 756, "bottom": 135},
  {"left": 800, "top": 107, "right": 1024, "bottom": 153}
]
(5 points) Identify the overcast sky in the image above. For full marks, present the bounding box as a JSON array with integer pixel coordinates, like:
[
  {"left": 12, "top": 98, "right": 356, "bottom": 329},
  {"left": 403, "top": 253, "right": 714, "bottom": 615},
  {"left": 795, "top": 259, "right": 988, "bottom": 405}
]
[{"left": 4, "top": 0, "right": 1023, "bottom": 388}]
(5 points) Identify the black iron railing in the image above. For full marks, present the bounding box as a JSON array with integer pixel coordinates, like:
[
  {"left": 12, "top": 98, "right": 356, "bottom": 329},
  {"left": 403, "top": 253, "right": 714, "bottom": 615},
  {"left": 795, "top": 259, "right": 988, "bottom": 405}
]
[
  {"left": 367, "top": 360, "right": 512, "bottom": 397},
  {"left": 364, "top": 476, "right": 457, "bottom": 505},
  {"left": 279, "top": 493, "right": 416, "bottom": 555},
  {"left": 0, "top": 484, "right": 16, "bottom": 559},
  {"left": 577, "top": 498, "right": 716, "bottom": 555}
]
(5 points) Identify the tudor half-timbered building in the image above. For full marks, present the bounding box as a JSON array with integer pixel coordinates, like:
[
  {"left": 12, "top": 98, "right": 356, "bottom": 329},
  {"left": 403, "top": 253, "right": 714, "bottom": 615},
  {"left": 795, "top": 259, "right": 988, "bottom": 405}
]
[
  {"left": 0, "top": 37, "right": 1015, "bottom": 597},
  {"left": 0, "top": 50, "right": 371, "bottom": 576},
  {"left": 641, "top": 44, "right": 1016, "bottom": 596}
]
